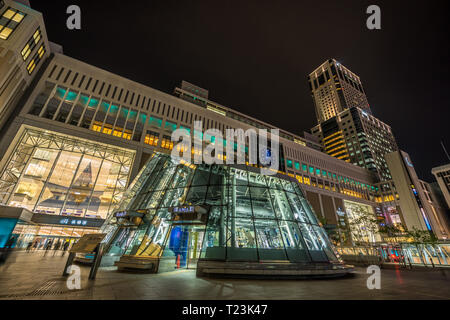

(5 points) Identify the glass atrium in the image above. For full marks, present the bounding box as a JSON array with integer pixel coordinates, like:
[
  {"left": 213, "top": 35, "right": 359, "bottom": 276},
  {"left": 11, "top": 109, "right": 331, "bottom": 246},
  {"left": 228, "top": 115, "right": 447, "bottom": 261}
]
[{"left": 105, "top": 153, "right": 347, "bottom": 276}]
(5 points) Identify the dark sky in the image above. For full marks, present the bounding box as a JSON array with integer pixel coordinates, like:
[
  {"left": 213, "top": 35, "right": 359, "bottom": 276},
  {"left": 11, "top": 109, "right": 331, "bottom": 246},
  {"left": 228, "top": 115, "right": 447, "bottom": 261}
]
[{"left": 30, "top": 0, "right": 450, "bottom": 181}]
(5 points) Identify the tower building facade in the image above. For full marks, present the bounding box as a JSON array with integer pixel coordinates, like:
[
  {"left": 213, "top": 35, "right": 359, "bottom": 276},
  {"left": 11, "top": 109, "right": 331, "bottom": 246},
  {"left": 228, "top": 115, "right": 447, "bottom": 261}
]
[
  {"left": 0, "top": 0, "right": 50, "bottom": 130},
  {"left": 307, "top": 59, "right": 370, "bottom": 125}
]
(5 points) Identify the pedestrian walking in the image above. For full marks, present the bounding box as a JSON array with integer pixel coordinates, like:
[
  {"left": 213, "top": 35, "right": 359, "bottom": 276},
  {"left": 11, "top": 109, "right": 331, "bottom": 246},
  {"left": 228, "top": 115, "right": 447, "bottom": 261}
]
[
  {"left": 0, "top": 236, "right": 16, "bottom": 266},
  {"left": 43, "top": 240, "right": 53, "bottom": 256},
  {"left": 62, "top": 241, "right": 70, "bottom": 256},
  {"left": 32, "top": 240, "right": 38, "bottom": 251},
  {"left": 26, "top": 241, "right": 33, "bottom": 252},
  {"left": 53, "top": 240, "right": 61, "bottom": 256}
]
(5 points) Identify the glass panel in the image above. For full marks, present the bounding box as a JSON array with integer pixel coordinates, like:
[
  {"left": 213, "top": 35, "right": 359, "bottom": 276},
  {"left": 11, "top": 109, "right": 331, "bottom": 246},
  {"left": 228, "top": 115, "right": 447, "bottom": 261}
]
[
  {"left": 268, "top": 188, "right": 291, "bottom": 220},
  {"left": 185, "top": 186, "right": 207, "bottom": 205},
  {"left": 231, "top": 168, "right": 248, "bottom": 185},
  {"left": 285, "top": 191, "right": 311, "bottom": 224},
  {"left": 200, "top": 206, "right": 226, "bottom": 260},
  {"left": 299, "top": 223, "right": 327, "bottom": 262},
  {"left": 63, "top": 155, "right": 102, "bottom": 217},
  {"left": 234, "top": 184, "right": 253, "bottom": 218},
  {"left": 248, "top": 171, "right": 267, "bottom": 187},
  {"left": 190, "top": 166, "right": 211, "bottom": 186},
  {"left": 35, "top": 151, "right": 82, "bottom": 215},
  {"left": 9, "top": 148, "right": 59, "bottom": 211},
  {"left": 226, "top": 218, "right": 257, "bottom": 261},
  {"left": 254, "top": 219, "right": 287, "bottom": 261},
  {"left": 250, "top": 187, "right": 276, "bottom": 219}
]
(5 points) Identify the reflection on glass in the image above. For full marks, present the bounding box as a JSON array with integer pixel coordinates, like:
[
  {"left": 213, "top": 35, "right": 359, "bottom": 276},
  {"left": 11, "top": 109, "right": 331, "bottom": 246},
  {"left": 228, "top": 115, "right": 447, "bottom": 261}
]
[{"left": 0, "top": 129, "right": 134, "bottom": 219}]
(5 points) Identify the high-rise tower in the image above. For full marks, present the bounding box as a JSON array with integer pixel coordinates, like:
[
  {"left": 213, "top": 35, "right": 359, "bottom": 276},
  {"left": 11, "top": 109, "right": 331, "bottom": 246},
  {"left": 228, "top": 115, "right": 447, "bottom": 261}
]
[
  {"left": 310, "top": 59, "right": 397, "bottom": 181},
  {"left": 307, "top": 59, "right": 371, "bottom": 125}
]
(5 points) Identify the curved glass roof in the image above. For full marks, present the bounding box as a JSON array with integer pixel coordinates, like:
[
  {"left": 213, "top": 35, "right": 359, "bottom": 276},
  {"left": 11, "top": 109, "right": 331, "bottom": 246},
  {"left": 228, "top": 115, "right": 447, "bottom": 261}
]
[{"left": 106, "top": 153, "right": 340, "bottom": 265}]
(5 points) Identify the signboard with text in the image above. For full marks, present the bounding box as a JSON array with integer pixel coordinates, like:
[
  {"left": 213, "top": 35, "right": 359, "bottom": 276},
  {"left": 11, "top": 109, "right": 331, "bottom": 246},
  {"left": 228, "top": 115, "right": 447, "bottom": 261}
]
[{"left": 70, "top": 233, "right": 106, "bottom": 253}]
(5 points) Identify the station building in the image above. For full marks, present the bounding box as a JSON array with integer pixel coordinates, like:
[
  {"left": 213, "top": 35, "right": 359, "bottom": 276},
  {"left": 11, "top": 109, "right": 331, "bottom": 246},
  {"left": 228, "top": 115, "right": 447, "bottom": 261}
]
[{"left": 0, "top": 0, "right": 448, "bottom": 266}]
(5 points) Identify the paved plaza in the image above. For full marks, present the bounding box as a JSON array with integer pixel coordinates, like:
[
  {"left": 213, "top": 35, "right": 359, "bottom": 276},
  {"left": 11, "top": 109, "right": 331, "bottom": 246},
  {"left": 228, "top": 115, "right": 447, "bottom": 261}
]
[{"left": 0, "top": 251, "right": 449, "bottom": 300}]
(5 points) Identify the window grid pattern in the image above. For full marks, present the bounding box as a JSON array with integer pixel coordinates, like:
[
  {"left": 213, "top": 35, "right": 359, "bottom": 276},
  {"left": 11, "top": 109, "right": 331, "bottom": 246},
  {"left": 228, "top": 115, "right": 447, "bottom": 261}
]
[
  {"left": 0, "top": 7, "right": 26, "bottom": 40},
  {"left": 0, "top": 128, "right": 135, "bottom": 219},
  {"left": 21, "top": 27, "right": 41, "bottom": 60}
]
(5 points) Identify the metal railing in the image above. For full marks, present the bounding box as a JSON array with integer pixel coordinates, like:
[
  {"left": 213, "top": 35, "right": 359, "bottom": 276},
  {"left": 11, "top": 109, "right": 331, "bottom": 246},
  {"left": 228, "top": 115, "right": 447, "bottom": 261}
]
[{"left": 336, "top": 243, "right": 450, "bottom": 268}]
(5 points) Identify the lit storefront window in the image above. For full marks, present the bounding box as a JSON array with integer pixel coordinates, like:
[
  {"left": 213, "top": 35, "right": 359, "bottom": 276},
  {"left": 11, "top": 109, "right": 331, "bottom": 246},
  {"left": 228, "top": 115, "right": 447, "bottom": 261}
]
[
  {"left": 0, "top": 128, "right": 135, "bottom": 219},
  {"left": 343, "top": 200, "right": 380, "bottom": 244}
]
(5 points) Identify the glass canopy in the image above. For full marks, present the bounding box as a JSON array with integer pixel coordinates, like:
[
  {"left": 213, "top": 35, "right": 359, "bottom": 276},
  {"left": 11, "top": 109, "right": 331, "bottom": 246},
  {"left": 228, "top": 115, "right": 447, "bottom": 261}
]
[{"left": 105, "top": 153, "right": 340, "bottom": 266}]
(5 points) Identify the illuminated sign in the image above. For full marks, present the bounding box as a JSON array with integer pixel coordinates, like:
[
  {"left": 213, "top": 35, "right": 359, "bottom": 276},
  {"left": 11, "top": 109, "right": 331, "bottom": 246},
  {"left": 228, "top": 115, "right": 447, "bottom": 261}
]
[
  {"left": 172, "top": 206, "right": 195, "bottom": 213},
  {"left": 114, "top": 210, "right": 146, "bottom": 218},
  {"left": 59, "top": 218, "right": 88, "bottom": 226},
  {"left": 404, "top": 157, "right": 414, "bottom": 167},
  {"left": 114, "top": 211, "right": 128, "bottom": 218},
  {"left": 169, "top": 205, "right": 209, "bottom": 224}
]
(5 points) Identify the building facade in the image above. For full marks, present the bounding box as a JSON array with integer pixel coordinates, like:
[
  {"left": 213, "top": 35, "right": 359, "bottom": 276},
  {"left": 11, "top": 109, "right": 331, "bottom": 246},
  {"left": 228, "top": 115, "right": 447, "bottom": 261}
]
[
  {"left": 0, "top": 1, "right": 448, "bottom": 256},
  {"left": 432, "top": 163, "right": 450, "bottom": 209},
  {"left": 385, "top": 151, "right": 449, "bottom": 239},
  {"left": 307, "top": 59, "right": 371, "bottom": 125},
  {"left": 309, "top": 59, "right": 449, "bottom": 240},
  {"left": 0, "top": 0, "right": 50, "bottom": 130}
]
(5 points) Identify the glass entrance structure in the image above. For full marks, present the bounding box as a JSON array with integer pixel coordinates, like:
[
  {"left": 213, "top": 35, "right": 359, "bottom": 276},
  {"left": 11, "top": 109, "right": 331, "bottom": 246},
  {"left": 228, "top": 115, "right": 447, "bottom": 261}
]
[{"left": 104, "top": 153, "right": 352, "bottom": 277}]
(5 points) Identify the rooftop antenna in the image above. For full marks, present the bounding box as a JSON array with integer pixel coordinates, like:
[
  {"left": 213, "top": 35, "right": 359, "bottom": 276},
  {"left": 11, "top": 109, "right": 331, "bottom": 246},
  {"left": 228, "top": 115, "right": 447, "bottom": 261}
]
[{"left": 441, "top": 140, "right": 450, "bottom": 162}]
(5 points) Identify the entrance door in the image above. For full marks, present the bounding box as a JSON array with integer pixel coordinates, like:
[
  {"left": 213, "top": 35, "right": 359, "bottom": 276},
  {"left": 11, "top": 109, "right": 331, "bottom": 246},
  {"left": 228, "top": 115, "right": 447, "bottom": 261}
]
[
  {"left": 166, "top": 225, "right": 204, "bottom": 270},
  {"left": 186, "top": 227, "right": 204, "bottom": 269}
]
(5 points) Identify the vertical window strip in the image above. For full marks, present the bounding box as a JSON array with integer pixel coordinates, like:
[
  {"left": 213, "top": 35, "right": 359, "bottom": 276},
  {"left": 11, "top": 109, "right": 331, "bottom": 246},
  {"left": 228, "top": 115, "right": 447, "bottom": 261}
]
[
  {"left": 21, "top": 27, "right": 41, "bottom": 60},
  {"left": 26, "top": 45, "right": 46, "bottom": 75}
]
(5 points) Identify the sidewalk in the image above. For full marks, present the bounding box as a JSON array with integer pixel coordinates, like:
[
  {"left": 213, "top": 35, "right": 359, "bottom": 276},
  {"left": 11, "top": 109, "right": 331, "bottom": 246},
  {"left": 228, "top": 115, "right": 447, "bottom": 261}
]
[{"left": 0, "top": 251, "right": 449, "bottom": 300}]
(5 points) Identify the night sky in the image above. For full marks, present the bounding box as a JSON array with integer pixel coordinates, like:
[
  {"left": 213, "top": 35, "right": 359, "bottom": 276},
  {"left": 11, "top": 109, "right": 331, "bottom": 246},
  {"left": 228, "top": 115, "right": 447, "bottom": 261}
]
[{"left": 30, "top": 0, "right": 450, "bottom": 181}]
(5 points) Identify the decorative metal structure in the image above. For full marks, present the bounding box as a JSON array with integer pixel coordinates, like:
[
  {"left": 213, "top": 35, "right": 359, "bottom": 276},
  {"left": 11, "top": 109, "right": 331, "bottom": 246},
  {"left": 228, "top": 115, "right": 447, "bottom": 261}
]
[{"left": 105, "top": 153, "right": 353, "bottom": 278}]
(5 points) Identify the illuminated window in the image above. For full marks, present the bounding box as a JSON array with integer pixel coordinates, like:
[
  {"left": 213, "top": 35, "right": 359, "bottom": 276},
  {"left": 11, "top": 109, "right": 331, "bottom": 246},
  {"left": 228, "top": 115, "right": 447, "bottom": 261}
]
[
  {"left": 148, "top": 116, "right": 162, "bottom": 128},
  {"left": 21, "top": 27, "right": 41, "bottom": 60},
  {"left": 294, "top": 162, "right": 300, "bottom": 170},
  {"left": 164, "top": 121, "right": 177, "bottom": 132},
  {"left": 180, "top": 126, "right": 191, "bottom": 134},
  {"left": 144, "top": 130, "right": 159, "bottom": 146},
  {"left": 26, "top": 45, "right": 46, "bottom": 75},
  {"left": 122, "top": 132, "right": 131, "bottom": 140},
  {"left": 302, "top": 164, "right": 307, "bottom": 172},
  {"left": 0, "top": 7, "right": 26, "bottom": 40},
  {"left": 102, "top": 125, "right": 113, "bottom": 135},
  {"left": 161, "top": 135, "right": 173, "bottom": 150},
  {"left": 303, "top": 177, "right": 310, "bottom": 185},
  {"left": 286, "top": 159, "right": 293, "bottom": 168},
  {"left": 92, "top": 122, "right": 102, "bottom": 132}
]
